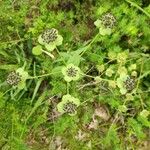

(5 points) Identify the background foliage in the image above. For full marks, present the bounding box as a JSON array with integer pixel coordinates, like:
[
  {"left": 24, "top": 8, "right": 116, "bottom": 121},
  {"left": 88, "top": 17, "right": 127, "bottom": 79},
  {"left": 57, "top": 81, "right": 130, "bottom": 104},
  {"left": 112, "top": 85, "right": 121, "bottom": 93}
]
[{"left": 0, "top": 0, "right": 150, "bottom": 150}]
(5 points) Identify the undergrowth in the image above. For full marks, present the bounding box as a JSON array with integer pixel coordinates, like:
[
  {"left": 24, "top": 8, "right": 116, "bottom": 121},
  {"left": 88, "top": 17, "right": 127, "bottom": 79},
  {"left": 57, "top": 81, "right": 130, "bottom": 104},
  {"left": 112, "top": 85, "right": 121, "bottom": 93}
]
[{"left": 0, "top": 0, "right": 150, "bottom": 150}]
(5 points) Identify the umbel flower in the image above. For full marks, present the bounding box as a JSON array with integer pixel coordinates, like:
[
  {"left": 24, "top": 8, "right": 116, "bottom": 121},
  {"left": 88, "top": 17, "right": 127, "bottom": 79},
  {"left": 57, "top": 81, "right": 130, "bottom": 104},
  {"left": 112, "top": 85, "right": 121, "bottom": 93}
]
[
  {"left": 94, "top": 12, "right": 116, "bottom": 35},
  {"left": 57, "top": 94, "right": 80, "bottom": 116},
  {"left": 6, "top": 71, "right": 21, "bottom": 86},
  {"left": 117, "top": 75, "right": 136, "bottom": 94},
  {"left": 101, "top": 13, "right": 116, "bottom": 29},
  {"left": 38, "top": 28, "right": 63, "bottom": 51},
  {"left": 6, "top": 68, "right": 29, "bottom": 89},
  {"left": 124, "top": 76, "right": 136, "bottom": 91},
  {"left": 62, "top": 64, "right": 80, "bottom": 82}
]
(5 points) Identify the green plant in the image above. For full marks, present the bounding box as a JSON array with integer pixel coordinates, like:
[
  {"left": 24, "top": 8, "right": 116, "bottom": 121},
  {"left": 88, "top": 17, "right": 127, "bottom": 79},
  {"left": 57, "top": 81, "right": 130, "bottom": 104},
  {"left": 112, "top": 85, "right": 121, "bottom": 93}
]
[{"left": 0, "top": 0, "right": 150, "bottom": 149}]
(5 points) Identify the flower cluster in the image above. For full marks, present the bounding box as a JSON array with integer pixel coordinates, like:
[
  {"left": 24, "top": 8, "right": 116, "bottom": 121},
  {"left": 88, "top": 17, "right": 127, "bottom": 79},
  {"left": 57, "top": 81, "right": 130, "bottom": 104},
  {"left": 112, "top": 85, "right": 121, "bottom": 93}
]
[
  {"left": 101, "top": 13, "right": 116, "bottom": 29},
  {"left": 57, "top": 94, "right": 80, "bottom": 116},
  {"left": 124, "top": 76, "right": 136, "bottom": 92},
  {"left": 6, "top": 71, "right": 21, "bottom": 86},
  {"left": 62, "top": 64, "right": 80, "bottom": 82},
  {"left": 117, "top": 75, "right": 136, "bottom": 94},
  {"left": 63, "top": 102, "right": 77, "bottom": 114},
  {"left": 6, "top": 68, "right": 29, "bottom": 89},
  {"left": 117, "top": 51, "right": 128, "bottom": 64},
  {"left": 94, "top": 12, "right": 116, "bottom": 35},
  {"left": 41, "top": 28, "right": 58, "bottom": 44},
  {"left": 38, "top": 28, "right": 63, "bottom": 51}
]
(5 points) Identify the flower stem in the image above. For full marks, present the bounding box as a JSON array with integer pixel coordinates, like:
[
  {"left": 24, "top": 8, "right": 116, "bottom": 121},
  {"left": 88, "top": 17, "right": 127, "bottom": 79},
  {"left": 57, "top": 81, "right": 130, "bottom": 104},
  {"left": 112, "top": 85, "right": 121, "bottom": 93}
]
[
  {"left": 56, "top": 47, "right": 66, "bottom": 65},
  {"left": 80, "top": 33, "right": 99, "bottom": 56},
  {"left": 42, "top": 50, "right": 55, "bottom": 59},
  {"left": 28, "top": 71, "right": 61, "bottom": 79},
  {"left": 67, "top": 82, "right": 70, "bottom": 94}
]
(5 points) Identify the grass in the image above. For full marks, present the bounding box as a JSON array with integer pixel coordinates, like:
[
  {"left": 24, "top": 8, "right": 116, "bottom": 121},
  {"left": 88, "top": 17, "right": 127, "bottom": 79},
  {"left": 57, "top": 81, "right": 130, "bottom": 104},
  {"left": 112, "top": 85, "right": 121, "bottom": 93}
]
[{"left": 0, "top": 0, "right": 150, "bottom": 150}]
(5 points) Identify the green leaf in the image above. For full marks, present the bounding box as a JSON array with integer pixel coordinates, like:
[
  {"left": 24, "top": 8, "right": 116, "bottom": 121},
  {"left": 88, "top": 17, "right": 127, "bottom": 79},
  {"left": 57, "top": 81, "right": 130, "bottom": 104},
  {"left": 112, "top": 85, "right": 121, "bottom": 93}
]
[
  {"left": 51, "top": 66, "right": 63, "bottom": 75},
  {"left": 17, "top": 81, "right": 26, "bottom": 90},
  {"left": 32, "top": 45, "right": 43, "bottom": 55},
  {"left": 94, "top": 19, "right": 102, "bottom": 28},
  {"left": 128, "top": 118, "right": 146, "bottom": 139},
  {"left": 55, "top": 34, "right": 63, "bottom": 46},
  {"left": 99, "top": 28, "right": 112, "bottom": 35},
  {"left": 102, "top": 125, "right": 121, "bottom": 149},
  {"left": 45, "top": 43, "right": 56, "bottom": 51},
  {"left": 137, "top": 116, "right": 150, "bottom": 127},
  {"left": 26, "top": 92, "right": 46, "bottom": 122},
  {"left": 38, "top": 35, "right": 45, "bottom": 45},
  {"left": 67, "top": 53, "right": 81, "bottom": 66}
]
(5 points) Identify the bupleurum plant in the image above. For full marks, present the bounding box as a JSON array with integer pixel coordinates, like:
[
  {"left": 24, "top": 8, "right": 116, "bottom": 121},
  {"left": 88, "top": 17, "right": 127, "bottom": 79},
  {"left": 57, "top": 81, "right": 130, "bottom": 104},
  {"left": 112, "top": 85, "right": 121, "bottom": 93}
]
[
  {"left": 41, "top": 28, "right": 58, "bottom": 43},
  {"left": 38, "top": 28, "right": 63, "bottom": 51},
  {"left": 57, "top": 94, "right": 80, "bottom": 116},
  {"left": 6, "top": 71, "right": 22, "bottom": 86},
  {"left": 62, "top": 64, "right": 81, "bottom": 82},
  {"left": 124, "top": 76, "right": 136, "bottom": 92},
  {"left": 101, "top": 12, "right": 116, "bottom": 29},
  {"left": 0, "top": 0, "right": 150, "bottom": 150},
  {"left": 6, "top": 68, "right": 29, "bottom": 89},
  {"left": 94, "top": 12, "right": 116, "bottom": 35}
]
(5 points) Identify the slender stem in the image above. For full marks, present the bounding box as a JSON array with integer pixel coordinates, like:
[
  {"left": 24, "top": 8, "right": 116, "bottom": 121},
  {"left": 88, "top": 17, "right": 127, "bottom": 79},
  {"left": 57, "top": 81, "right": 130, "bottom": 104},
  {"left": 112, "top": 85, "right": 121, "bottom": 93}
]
[
  {"left": 56, "top": 47, "right": 66, "bottom": 65},
  {"left": 42, "top": 50, "right": 55, "bottom": 59},
  {"left": 81, "top": 73, "right": 113, "bottom": 82},
  {"left": 138, "top": 70, "right": 150, "bottom": 80},
  {"left": 80, "top": 33, "right": 99, "bottom": 56},
  {"left": 67, "top": 82, "right": 70, "bottom": 94},
  {"left": 125, "top": 0, "right": 150, "bottom": 18},
  {"left": 28, "top": 71, "right": 61, "bottom": 79},
  {"left": 81, "top": 73, "right": 95, "bottom": 79},
  {"left": 136, "top": 59, "right": 144, "bottom": 91},
  {"left": 3, "top": 88, "right": 12, "bottom": 96}
]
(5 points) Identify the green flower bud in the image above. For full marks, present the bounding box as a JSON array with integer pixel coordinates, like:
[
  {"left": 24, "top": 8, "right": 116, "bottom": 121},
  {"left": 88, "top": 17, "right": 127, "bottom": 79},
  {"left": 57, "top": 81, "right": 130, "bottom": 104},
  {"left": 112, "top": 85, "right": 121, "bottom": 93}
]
[
  {"left": 57, "top": 94, "right": 80, "bottom": 116},
  {"left": 62, "top": 64, "right": 81, "bottom": 82},
  {"left": 105, "top": 68, "right": 114, "bottom": 77}
]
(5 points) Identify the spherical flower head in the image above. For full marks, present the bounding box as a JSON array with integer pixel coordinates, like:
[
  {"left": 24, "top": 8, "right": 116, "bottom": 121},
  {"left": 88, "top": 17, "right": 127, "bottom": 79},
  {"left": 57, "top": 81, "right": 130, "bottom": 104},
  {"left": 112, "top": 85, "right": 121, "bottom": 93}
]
[
  {"left": 94, "top": 12, "right": 116, "bottom": 36},
  {"left": 101, "top": 13, "right": 116, "bottom": 29},
  {"left": 57, "top": 94, "right": 80, "bottom": 116},
  {"left": 108, "top": 80, "right": 116, "bottom": 88},
  {"left": 6, "top": 68, "right": 29, "bottom": 89},
  {"left": 131, "top": 71, "right": 137, "bottom": 77},
  {"left": 94, "top": 12, "right": 116, "bottom": 29},
  {"left": 124, "top": 76, "right": 136, "bottom": 92},
  {"left": 128, "top": 64, "right": 137, "bottom": 71},
  {"left": 118, "top": 105, "right": 128, "bottom": 113},
  {"left": 108, "top": 51, "right": 117, "bottom": 60},
  {"left": 62, "top": 64, "right": 80, "bottom": 82},
  {"left": 41, "top": 28, "right": 58, "bottom": 44},
  {"left": 126, "top": 93, "right": 134, "bottom": 101},
  {"left": 96, "top": 64, "right": 105, "bottom": 73},
  {"left": 117, "top": 52, "right": 128, "bottom": 64},
  {"left": 6, "top": 71, "right": 21, "bottom": 86},
  {"left": 38, "top": 28, "right": 63, "bottom": 51},
  {"left": 105, "top": 68, "right": 114, "bottom": 77},
  {"left": 117, "top": 74, "right": 136, "bottom": 94},
  {"left": 140, "top": 110, "right": 150, "bottom": 118}
]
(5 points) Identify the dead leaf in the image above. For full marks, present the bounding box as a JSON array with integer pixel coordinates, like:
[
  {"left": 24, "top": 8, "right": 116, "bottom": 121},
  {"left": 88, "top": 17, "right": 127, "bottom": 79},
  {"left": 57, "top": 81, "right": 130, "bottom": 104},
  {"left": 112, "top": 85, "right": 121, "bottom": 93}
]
[
  {"left": 75, "top": 130, "right": 87, "bottom": 141},
  {"left": 94, "top": 106, "right": 110, "bottom": 121},
  {"left": 87, "top": 115, "right": 98, "bottom": 130}
]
